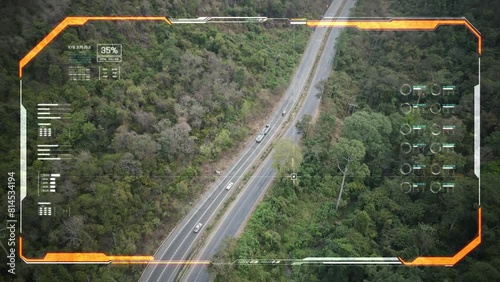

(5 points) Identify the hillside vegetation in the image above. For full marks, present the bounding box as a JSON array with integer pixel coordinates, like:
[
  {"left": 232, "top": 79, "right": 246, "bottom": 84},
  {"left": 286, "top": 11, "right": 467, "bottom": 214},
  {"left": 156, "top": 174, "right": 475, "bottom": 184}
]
[
  {"left": 212, "top": 0, "right": 500, "bottom": 281},
  {"left": 0, "top": 0, "right": 331, "bottom": 281}
]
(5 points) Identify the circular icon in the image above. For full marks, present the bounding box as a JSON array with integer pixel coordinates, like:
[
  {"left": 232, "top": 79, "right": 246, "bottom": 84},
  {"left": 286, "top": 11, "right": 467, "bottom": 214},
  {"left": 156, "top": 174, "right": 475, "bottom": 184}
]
[
  {"left": 431, "top": 84, "right": 441, "bottom": 96},
  {"left": 430, "top": 182, "right": 442, "bottom": 193},
  {"left": 400, "top": 103, "right": 412, "bottom": 114},
  {"left": 430, "top": 142, "right": 442, "bottom": 154},
  {"left": 431, "top": 123, "right": 441, "bottom": 135},
  {"left": 400, "top": 123, "right": 412, "bottom": 135},
  {"left": 400, "top": 142, "right": 412, "bottom": 154},
  {"left": 430, "top": 103, "right": 441, "bottom": 114},
  {"left": 400, "top": 84, "right": 412, "bottom": 96},
  {"left": 431, "top": 163, "right": 441, "bottom": 175},
  {"left": 400, "top": 182, "right": 412, "bottom": 193},
  {"left": 400, "top": 163, "right": 412, "bottom": 175}
]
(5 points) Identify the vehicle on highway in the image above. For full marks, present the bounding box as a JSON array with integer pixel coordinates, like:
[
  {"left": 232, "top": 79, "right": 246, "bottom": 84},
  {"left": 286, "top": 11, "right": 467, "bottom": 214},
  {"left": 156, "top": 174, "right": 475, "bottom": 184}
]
[
  {"left": 282, "top": 110, "right": 286, "bottom": 116},
  {"left": 255, "top": 134, "right": 264, "bottom": 143},
  {"left": 193, "top": 223, "right": 203, "bottom": 233},
  {"left": 262, "top": 124, "right": 271, "bottom": 135},
  {"left": 225, "top": 182, "right": 234, "bottom": 190}
]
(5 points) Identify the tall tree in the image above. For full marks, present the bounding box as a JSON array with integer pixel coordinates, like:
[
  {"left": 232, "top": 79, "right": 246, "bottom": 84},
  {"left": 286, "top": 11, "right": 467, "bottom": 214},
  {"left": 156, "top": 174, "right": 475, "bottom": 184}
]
[
  {"left": 330, "top": 138, "right": 369, "bottom": 211},
  {"left": 342, "top": 111, "right": 392, "bottom": 160},
  {"left": 295, "top": 114, "right": 313, "bottom": 137}
]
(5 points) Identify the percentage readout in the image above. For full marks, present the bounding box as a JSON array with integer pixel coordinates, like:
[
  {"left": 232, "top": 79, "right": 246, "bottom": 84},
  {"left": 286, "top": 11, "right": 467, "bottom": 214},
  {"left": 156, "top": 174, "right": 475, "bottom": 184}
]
[
  {"left": 100, "top": 46, "right": 119, "bottom": 54},
  {"left": 96, "top": 44, "right": 122, "bottom": 62}
]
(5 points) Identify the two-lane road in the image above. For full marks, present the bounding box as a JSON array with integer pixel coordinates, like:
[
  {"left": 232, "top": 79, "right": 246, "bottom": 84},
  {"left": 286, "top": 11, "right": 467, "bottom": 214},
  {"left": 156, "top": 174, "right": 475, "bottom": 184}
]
[{"left": 140, "top": 1, "right": 352, "bottom": 281}]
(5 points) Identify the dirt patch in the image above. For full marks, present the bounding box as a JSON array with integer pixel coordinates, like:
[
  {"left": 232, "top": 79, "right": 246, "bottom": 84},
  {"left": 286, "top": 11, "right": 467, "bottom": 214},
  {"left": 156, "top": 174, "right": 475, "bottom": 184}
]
[{"left": 310, "top": 97, "right": 322, "bottom": 125}]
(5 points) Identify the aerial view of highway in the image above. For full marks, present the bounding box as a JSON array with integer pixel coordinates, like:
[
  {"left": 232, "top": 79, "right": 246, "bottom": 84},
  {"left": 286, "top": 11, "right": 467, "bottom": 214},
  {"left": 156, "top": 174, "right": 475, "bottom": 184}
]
[
  {"left": 140, "top": 0, "right": 356, "bottom": 281},
  {"left": 3, "top": 0, "right": 494, "bottom": 280}
]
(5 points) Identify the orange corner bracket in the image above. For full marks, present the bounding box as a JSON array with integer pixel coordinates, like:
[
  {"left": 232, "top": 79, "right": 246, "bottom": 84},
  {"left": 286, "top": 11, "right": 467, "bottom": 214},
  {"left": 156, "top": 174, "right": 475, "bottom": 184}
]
[
  {"left": 399, "top": 207, "right": 482, "bottom": 266},
  {"left": 18, "top": 16, "right": 172, "bottom": 78},
  {"left": 18, "top": 237, "right": 211, "bottom": 265},
  {"left": 19, "top": 237, "right": 154, "bottom": 264},
  {"left": 306, "top": 18, "right": 482, "bottom": 55}
]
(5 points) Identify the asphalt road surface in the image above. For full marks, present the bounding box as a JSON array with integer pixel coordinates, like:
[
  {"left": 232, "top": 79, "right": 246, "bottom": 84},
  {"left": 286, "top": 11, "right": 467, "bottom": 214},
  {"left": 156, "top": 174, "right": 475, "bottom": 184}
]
[
  {"left": 140, "top": 1, "right": 354, "bottom": 281},
  {"left": 180, "top": 0, "right": 356, "bottom": 281}
]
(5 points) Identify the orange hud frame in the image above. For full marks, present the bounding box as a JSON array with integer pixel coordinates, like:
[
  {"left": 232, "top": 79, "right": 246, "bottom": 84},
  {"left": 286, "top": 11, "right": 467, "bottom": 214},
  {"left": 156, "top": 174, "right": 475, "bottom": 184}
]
[{"left": 19, "top": 17, "right": 482, "bottom": 266}]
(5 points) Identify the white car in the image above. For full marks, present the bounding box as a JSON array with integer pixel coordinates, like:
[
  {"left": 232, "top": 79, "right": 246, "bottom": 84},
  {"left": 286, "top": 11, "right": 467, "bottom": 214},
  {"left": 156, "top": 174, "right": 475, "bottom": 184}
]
[
  {"left": 225, "top": 182, "right": 234, "bottom": 190},
  {"left": 256, "top": 134, "right": 264, "bottom": 143},
  {"left": 193, "top": 223, "right": 203, "bottom": 233}
]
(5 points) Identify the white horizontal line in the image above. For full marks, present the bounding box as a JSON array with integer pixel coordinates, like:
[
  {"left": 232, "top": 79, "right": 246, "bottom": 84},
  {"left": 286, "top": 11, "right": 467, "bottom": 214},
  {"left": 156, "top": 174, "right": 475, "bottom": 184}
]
[
  {"left": 303, "top": 257, "right": 400, "bottom": 261},
  {"left": 322, "top": 262, "right": 401, "bottom": 264}
]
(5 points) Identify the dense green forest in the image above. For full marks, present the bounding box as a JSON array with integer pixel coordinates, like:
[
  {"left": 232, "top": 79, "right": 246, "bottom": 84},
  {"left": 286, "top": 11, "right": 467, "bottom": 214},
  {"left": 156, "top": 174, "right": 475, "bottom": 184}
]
[
  {"left": 0, "top": 0, "right": 334, "bottom": 281},
  {"left": 212, "top": 0, "right": 500, "bottom": 281}
]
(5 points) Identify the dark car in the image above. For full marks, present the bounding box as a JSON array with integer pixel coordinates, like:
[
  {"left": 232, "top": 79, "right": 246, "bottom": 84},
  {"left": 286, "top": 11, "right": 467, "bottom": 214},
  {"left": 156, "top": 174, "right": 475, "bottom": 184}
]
[{"left": 262, "top": 124, "right": 271, "bottom": 135}]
